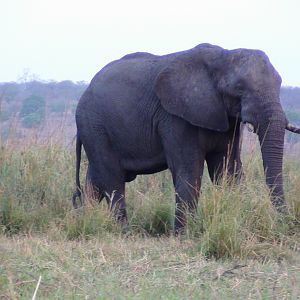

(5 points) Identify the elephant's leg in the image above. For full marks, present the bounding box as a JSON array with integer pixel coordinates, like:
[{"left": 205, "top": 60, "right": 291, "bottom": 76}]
[
  {"left": 104, "top": 184, "right": 127, "bottom": 223},
  {"left": 206, "top": 152, "right": 227, "bottom": 183},
  {"left": 85, "top": 164, "right": 105, "bottom": 203},
  {"left": 206, "top": 124, "right": 243, "bottom": 184},
  {"left": 87, "top": 165, "right": 127, "bottom": 223},
  {"left": 206, "top": 150, "right": 242, "bottom": 184},
  {"left": 172, "top": 162, "right": 204, "bottom": 233},
  {"left": 87, "top": 164, "right": 127, "bottom": 224},
  {"left": 227, "top": 148, "right": 243, "bottom": 183},
  {"left": 159, "top": 121, "right": 204, "bottom": 232},
  {"left": 227, "top": 123, "right": 243, "bottom": 182},
  {"left": 81, "top": 132, "right": 127, "bottom": 224}
]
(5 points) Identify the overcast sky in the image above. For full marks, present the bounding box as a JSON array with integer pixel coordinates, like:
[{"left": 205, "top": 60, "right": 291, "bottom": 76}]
[{"left": 1, "top": 0, "right": 300, "bottom": 86}]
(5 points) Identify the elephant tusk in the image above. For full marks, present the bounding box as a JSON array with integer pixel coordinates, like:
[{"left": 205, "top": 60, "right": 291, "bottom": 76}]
[
  {"left": 286, "top": 123, "right": 300, "bottom": 134},
  {"left": 246, "top": 123, "right": 255, "bottom": 133}
]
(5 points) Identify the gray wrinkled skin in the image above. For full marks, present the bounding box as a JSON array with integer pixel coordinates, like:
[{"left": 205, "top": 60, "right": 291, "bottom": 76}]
[{"left": 73, "top": 43, "right": 297, "bottom": 232}]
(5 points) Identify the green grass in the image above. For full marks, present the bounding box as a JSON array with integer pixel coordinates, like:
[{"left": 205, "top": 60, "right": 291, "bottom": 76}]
[
  {"left": 0, "top": 136, "right": 299, "bottom": 298},
  {"left": 1, "top": 236, "right": 300, "bottom": 299}
]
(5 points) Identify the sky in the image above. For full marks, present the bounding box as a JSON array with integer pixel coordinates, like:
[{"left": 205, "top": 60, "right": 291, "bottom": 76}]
[{"left": 1, "top": 0, "right": 300, "bottom": 86}]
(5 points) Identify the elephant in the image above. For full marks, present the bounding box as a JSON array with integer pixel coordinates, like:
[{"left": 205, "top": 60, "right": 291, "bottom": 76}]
[{"left": 72, "top": 43, "right": 300, "bottom": 232}]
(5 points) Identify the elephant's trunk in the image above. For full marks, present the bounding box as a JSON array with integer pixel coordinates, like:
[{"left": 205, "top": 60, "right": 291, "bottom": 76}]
[{"left": 258, "top": 113, "right": 286, "bottom": 210}]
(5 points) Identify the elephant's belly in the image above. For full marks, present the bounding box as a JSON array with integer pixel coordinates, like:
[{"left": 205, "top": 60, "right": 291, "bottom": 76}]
[{"left": 121, "top": 151, "right": 168, "bottom": 175}]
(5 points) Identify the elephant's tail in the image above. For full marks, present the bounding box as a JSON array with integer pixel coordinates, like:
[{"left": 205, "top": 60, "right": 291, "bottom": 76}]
[{"left": 72, "top": 133, "right": 82, "bottom": 208}]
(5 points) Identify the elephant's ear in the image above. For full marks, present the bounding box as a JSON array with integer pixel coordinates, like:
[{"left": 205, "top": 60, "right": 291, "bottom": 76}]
[{"left": 155, "top": 61, "right": 229, "bottom": 131}]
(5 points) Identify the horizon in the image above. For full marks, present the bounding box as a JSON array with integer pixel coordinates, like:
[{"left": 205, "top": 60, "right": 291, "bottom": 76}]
[{"left": 1, "top": 78, "right": 300, "bottom": 89}]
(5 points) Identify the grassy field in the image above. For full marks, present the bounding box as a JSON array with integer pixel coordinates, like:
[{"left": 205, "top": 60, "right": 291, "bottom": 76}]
[{"left": 0, "top": 135, "right": 299, "bottom": 299}]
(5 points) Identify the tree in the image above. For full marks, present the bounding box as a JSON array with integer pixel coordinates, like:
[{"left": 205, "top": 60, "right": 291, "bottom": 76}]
[{"left": 20, "top": 95, "right": 45, "bottom": 128}]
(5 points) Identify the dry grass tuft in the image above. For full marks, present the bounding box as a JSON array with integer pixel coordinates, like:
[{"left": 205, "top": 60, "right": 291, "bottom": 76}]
[{"left": 0, "top": 135, "right": 299, "bottom": 297}]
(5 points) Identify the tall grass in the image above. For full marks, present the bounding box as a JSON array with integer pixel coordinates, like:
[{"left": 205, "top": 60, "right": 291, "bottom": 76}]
[{"left": 0, "top": 135, "right": 299, "bottom": 259}]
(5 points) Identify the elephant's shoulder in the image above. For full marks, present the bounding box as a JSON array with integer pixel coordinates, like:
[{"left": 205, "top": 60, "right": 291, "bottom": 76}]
[{"left": 121, "top": 52, "right": 156, "bottom": 60}]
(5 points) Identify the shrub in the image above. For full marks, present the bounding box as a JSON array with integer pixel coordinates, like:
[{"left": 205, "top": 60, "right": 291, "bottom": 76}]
[
  {"left": 0, "top": 109, "right": 13, "bottom": 122},
  {"left": 20, "top": 95, "right": 45, "bottom": 128},
  {"left": 21, "top": 113, "right": 44, "bottom": 128},
  {"left": 20, "top": 95, "right": 45, "bottom": 117},
  {"left": 49, "top": 99, "right": 66, "bottom": 113}
]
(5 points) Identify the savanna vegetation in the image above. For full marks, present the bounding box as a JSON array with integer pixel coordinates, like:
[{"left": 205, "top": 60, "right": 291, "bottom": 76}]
[
  {"left": 0, "top": 81, "right": 299, "bottom": 298},
  {"left": 0, "top": 133, "right": 299, "bottom": 298}
]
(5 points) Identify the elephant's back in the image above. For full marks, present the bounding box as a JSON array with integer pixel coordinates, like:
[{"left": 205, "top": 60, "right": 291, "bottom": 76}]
[
  {"left": 91, "top": 54, "right": 164, "bottom": 95},
  {"left": 76, "top": 54, "right": 168, "bottom": 162},
  {"left": 80, "top": 55, "right": 166, "bottom": 119}
]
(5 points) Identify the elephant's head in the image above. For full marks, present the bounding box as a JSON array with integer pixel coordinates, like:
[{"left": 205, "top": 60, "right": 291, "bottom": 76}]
[{"left": 155, "top": 43, "right": 300, "bottom": 209}]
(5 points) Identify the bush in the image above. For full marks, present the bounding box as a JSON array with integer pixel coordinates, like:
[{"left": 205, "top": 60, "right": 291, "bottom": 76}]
[
  {"left": 0, "top": 109, "right": 13, "bottom": 122},
  {"left": 49, "top": 99, "right": 66, "bottom": 113},
  {"left": 21, "top": 113, "right": 44, "bottom": 128},
  {"left": 20, "top": 95, "right": 45, "bottom": 117},
  {"left": 20, "top": 95, "right": 45, "bottom": 128}
]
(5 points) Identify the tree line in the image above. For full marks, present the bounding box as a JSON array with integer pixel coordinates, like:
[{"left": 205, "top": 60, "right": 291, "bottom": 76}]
[{"left": 0, "top": 81, "right": 299, "bottom": 133}]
